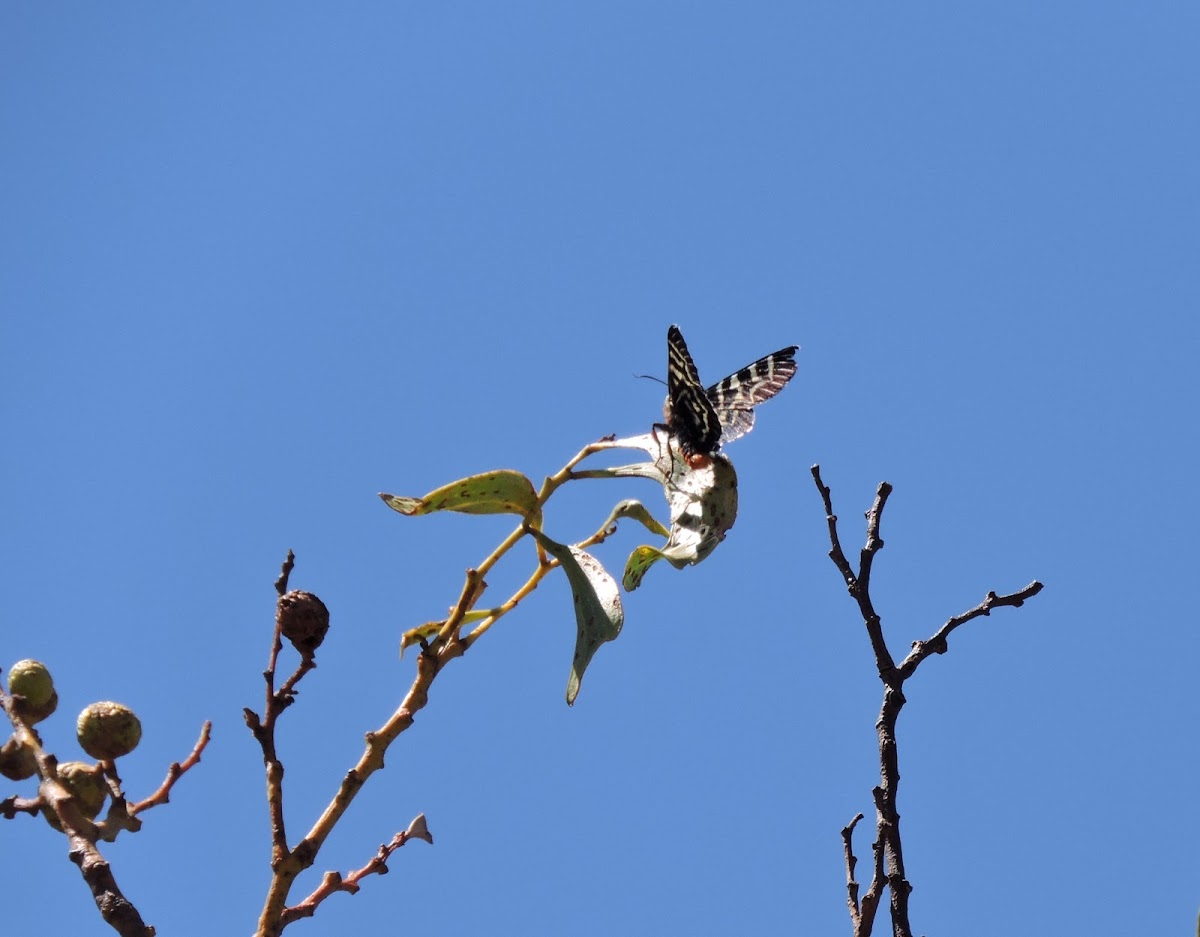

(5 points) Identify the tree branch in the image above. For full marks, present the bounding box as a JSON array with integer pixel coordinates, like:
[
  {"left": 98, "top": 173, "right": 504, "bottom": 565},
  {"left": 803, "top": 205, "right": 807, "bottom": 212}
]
[
  {"left": 0, "top": 694, "right": 152, "bottom": 937},
  {"left": 811, "top": 464, "right": 1043, "bottom": 937},
  {"left": 128, "top": 720, "right": 212, "bottom": 816},
  {"left": 841, "top": 813, "right": 865, "bottom": 930},
  {"left": 279, "top": 815, "right": 433, "bottom": 925},
  {"left": 898, "top": 582, "right": 1044, "bottom": 679}
]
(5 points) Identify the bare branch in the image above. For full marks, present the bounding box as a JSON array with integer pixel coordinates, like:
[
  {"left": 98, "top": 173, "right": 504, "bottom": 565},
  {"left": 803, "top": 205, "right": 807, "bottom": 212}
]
[
  {"left": 252, "top": 555, "right": 452, "bottom": 936},
  {"left": 0, "top": 793, "right": 42, "bottom": 818},
  {"left": 128, "top": 720, "right": 212, "bottom": 816},
  {"left": 811, "top": 464, "right": 856, "bottom": 588},
  {"left": 856, "top": 481, "right": 892, "bottom": 602},
  {"left": 811, "top": 466, "right": 897, "bottom": 677},
  {"left": 860, "top": 800, "right": 886, "bottom": 936},
  {"left": 280, "top": 815, "right": 433, "bottom": 926},
  {"left": 898, "top": 582, "right": 1045, "bottom": 678},
  {"left": 274, "top": 658, "right": 318, "bottom": 713},
  {"left": 842, "top": 813, "right": 865, "bottom": 930},
  {"left": 812, "top": 466, "right": 1043, "bottom": 937},
  {"left": 248, "top": 561, "right": 335, "bottom": 880},
  {"left": 275, "top": 549, "right": 296, "bottom": 596}
]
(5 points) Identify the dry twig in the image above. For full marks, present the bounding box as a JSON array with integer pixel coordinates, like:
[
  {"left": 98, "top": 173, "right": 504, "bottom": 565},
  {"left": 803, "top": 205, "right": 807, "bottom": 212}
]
[{"left": 812, "top": 464, "right": 1043, "bottom": 937}]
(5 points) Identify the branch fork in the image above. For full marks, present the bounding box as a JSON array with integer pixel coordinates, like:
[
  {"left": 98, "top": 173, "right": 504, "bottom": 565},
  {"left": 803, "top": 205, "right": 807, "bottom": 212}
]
[{"left": 812, "top": 464, "right": 1043, "bottom": 937}]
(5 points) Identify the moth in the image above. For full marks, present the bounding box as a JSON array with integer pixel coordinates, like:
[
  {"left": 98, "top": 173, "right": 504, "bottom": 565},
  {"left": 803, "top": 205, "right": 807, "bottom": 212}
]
[{"left": 664, "top": 324, "right": 798, "bottom": 467}]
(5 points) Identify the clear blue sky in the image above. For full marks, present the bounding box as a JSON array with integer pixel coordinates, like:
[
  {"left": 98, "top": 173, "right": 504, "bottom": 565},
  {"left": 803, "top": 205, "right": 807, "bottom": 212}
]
[{"left": 3, "top": 6, "right": 1196, "bottom": 935}]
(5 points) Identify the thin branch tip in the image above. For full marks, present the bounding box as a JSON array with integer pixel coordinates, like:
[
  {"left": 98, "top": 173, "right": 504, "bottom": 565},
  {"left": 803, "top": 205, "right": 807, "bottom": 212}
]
[{"left": 275, "top": 550, "right": 296, "bottom": 595}]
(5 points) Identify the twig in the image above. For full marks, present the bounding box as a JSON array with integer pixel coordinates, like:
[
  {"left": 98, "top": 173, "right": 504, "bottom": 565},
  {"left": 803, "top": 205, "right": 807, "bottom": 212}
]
[
  {"left": 863, "top": 805, "right": 885, "bottom": 932},
  {"left": 841, "top": 813, "right": 865, "bottom": 929},
  {"left": 128, "top": 720, "right": 212, "bottom": 816},
  {"left": 261, "top": 550, "right": 298, "bottom": 712},
  {"left": 265, "top": 550, "right": 296, "bottom": 684},
  {"left": 279, "top": 815, "right": 433, "bottom": 925},
  {"left": 811, "top": 464, "right": 1043, "bottom": 937},
  {"left": 0, "top": 793, "right": 42, "bottom": 818},
  {"left": 254, "top": 635, "right": 445, "bottom": 937},
  {"left": 813, "top": 469, "right": 896, "bottom": 678},
  {"left": 275, "top": 550, "right": 296, "bottom": 596},
  {"left": 251, "top": 551, "right": 454, "bottom": 936},
  {"left": 898, "top": 583, "right": 1044, "bottom": 678},
  {"left": 246, "top": 573, "right": 313, "bottom": 866}
]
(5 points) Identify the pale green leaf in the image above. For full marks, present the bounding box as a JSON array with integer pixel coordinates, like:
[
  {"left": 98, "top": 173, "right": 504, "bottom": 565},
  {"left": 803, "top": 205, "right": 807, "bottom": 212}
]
[
  {"left": 529, "top": 528, "right": 624, "bottom": 706},
  {"left": 380, "top": 470, "right": 539, "bottom": 518}
]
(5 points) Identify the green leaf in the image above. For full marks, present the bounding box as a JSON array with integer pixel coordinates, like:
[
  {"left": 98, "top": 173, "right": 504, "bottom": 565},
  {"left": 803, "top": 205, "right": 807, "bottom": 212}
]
[
  {"left": 623, "top": 544, "right": 665, "bottom": 591},
  {"left": 529, "top": 528, "right": 624, "bottom": 706},
  {"left": 380, "top": 470, "right": 539, "bottom": 518},
  {"left": 400, "top": 611, "right": 490, "bottom": 657}
]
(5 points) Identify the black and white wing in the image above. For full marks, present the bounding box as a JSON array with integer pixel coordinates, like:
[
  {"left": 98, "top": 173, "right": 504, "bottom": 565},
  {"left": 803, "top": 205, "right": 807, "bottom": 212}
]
[
  {"left": 665, "top": 325, "right": 723, "bottom": 462},
  {"left": 706, "top": 344, "right": 799, "bottom": 445}
]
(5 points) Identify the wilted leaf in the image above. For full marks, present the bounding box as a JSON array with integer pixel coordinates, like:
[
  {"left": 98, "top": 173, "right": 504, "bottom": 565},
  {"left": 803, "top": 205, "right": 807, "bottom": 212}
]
[
  {"left": 529, "top": 528, "right": 623, "bottom": 706},
  {"left": 380, "top": 470, "right": 539, "bottom": 518}
]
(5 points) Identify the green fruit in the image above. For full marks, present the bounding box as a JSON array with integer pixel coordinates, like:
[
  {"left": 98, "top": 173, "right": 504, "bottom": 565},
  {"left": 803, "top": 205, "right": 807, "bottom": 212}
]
[
  {"left": 43, "top": 761, "right": 107, "bottom": 830},
  {"left": 76, "top": 702, "right": 142, "bottom": 760},
  {"left": 8, "top": 660, "right": 57, "bottom": 723},
  {"left": 8, "top": 660, "right": 54, "bottom": 706}
]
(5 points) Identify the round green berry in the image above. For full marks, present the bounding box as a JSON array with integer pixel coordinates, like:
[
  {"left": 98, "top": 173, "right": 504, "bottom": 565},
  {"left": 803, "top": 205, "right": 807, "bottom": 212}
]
[
  {"left": 8, "top": 660, "right": 58, "bottom": 723},
  {"left": 76, "top": 702, "right": 142, "bottom": 761}
]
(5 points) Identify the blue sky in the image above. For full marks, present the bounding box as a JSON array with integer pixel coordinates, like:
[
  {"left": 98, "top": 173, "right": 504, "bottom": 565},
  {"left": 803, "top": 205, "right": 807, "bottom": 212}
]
[{"left": 2, "top": 5, "right": 1196, "bottom": 935}]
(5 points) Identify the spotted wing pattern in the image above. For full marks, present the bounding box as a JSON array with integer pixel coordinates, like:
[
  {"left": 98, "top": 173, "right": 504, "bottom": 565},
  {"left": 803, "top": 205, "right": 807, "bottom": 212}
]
[
  {"left": 665, "top": 325, "right": 722, "bottom": 463},
  {"left": 706, "top": 344, "right": 799, "bottom": 445}
]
